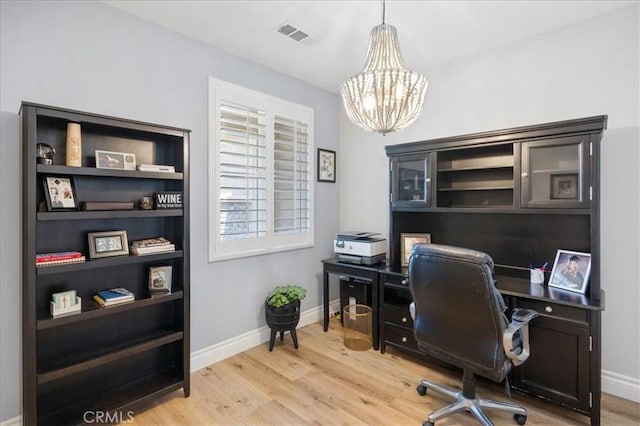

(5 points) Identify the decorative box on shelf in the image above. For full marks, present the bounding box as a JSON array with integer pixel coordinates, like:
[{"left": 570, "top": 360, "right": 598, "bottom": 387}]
[{"left": 50, "top": 296, "right": 81, "bottom": 318}]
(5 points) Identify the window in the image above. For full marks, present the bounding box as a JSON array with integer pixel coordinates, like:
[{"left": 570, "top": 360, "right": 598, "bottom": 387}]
[{"left": 209, "top": 78, "right": 314, "bottom": 261}]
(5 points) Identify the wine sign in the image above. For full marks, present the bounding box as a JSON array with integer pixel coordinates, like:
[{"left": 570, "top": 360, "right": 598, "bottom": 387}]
[{"left": 155, "top": 191, "right": 182, "bottom": 209}]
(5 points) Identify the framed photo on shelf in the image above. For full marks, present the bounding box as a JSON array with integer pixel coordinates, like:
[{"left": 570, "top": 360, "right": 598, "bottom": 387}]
[
  {"left": 149, "top": 265, "right": 172, "bottom": 292},
  {"left": 95, "top": 149, "right": 136, "bottom": 171},
  {"left": 400, "top": 233, "right": 431, "bottom": 267},
  {"left": 548, "top": 249, "right": 591, "bottom": 294},
  {"left": 317, "top": 148, "right": 336, "bottom": 183},
  {"left": 550, "top": 173, "right": 578, "bottom": 199},
  {"left": 42, "top": 176, "right": 78, "bottom": 211},
  {"left": 87, "top": 230, "right": 129, "bottom": 259}
]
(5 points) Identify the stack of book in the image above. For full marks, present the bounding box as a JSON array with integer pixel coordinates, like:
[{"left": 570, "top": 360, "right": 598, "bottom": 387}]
[
  {"left": 36, "top": 251, "right": 86, "bottom": 267},
  {"left": 130, "top": 237, "right": 175, "bottom": 256},
  {"left": 136, "top": 164, "right": 175, "bottom": 173},
  {"left": 93, "top": 288, "right": 135, "bottom": 307}
]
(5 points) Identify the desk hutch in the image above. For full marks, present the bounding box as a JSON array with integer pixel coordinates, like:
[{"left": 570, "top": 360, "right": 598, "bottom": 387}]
[
  {"left": 21, "top": 103, "right": 190, "bottom": 425},
  {"left": 382, "top": 116, "right": 607, "bottom": 425}
]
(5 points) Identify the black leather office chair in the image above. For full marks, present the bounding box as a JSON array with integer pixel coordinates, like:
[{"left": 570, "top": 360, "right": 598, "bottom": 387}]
[{"left": 408, "top": 244, "right": 538, "bottom": 426}]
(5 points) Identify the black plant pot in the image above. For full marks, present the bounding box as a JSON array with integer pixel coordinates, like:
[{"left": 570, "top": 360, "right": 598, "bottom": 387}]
[{"left": 265, "top": 299, "right": 300, "bottom": 351}]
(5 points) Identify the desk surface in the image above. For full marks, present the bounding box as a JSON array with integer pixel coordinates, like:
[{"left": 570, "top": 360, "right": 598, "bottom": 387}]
[{"left": 379, "top": 263, "right": 604, "bottom": 311}]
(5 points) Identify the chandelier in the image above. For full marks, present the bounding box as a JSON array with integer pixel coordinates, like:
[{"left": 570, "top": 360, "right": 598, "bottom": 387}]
[{"left": 340, "top": 0, "right": 428, "bottom": 135}]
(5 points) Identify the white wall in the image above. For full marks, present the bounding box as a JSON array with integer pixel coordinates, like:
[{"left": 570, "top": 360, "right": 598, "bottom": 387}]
[
  {"left": 340, "top": 4, "right": 640, "bottom": 401},
  {"left": 0, "top": 1, "right": 339, "bottom": 421}
]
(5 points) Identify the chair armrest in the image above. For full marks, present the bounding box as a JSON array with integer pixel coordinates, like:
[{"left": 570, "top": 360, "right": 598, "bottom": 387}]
[
  {"left": 409, "top": 302, "right": 416, "bottom": 320},
  {"left": 503, "top": 308, "right": 538, "bottom": 366}
]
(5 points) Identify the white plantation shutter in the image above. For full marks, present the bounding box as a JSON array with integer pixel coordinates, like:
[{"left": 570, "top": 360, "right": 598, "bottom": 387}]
[
  {"left": 273, "top": 116, "right": 310, "bottom": 234},
  {"left": 218, "top": 103, "right": 267, "bottom": 241},
  {"left": 209, "top": 78, "right": 314, "bottom": 261}
]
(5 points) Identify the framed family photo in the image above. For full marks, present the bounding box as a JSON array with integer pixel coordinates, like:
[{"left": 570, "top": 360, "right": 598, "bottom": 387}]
[
  {"left": 42, "top": 176, "right": 78, "bottom": 211},
  {"left": 87, "top": 230, "right": 129, "bottom": 259},
  {"left": 548, "top": 249, "right": 591, "bottom": 294},
  {"left": 317, "top": 148, "right": 336, "bottom": 183},
  {"left": 400, "top": 233, "right": 431, "bottom": 267}
]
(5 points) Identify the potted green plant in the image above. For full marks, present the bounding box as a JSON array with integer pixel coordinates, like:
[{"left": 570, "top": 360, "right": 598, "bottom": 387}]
[{"left": 265, "top": 285, "right": 307, "bottom": 351}]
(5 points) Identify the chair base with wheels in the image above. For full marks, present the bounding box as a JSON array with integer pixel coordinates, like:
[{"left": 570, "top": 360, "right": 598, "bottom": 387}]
[{"left": 416, "top": 369, "right": 527, "bottom": 426}]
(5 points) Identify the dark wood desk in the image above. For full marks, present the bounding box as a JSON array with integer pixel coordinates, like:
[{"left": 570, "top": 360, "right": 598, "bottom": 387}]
[
  {"left": 379, "top": 264, "right": 604, "bottom": 426},
  {"left": 321, "top": 258, "right": 384, "bottom": 350}
]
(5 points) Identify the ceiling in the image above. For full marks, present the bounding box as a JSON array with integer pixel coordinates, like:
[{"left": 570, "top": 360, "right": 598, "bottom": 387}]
[{"left": 103, "top": 0, "right": 633, "bottom": 94}]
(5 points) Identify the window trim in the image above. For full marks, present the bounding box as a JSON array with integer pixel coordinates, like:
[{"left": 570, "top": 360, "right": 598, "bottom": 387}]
[{"left": 208, "top": 78, "right": 314, "bottom": 262}]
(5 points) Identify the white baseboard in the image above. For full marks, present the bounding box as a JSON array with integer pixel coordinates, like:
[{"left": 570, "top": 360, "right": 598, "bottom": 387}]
[
  {"left": 602, "top": 369, "right": 640, "bottom": 403},
  {"left": 191, "top": 299, "right": 341, "bottom": 372}
]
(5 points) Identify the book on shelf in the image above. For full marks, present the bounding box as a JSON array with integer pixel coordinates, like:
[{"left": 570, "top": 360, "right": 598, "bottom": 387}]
[
  {"left": 36, "top": 251, "right": 83, "bottom": 263},
  {"left": 36, "top": 256, "right": 86, "bottom": 267},
  {"left": 136, "top": 164, "right": 175, "bottom": 173},
  {"left": 130, "top": 237, "right": 172, "bottom": 248},
  {"left": 93, "top": 287, "right": 135, "bottom": 307},
  {"left": 130, "top": 245, "right": 175, "bottom": 256}
]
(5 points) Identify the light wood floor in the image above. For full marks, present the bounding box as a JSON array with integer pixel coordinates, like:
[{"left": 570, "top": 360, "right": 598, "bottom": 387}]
[{"left": 130, "top": 319, "right": 639, "bottom": 425}]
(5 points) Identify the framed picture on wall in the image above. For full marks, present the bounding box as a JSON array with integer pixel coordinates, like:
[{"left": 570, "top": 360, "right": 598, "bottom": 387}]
[
  {"left": 400, "top": 233, "right": 431, "bottom": 267},
  {"left": 548, "top": 249, "right": 591, "bottom": 294},
  {"left": 317, "top": 148, "right": 336, "bottom": 182}
]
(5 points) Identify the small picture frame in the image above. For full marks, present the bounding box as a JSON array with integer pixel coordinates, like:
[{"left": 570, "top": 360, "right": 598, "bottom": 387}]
[
  {"left": 52, "top": 290, "right": 77, "bottom": 309},
  {"left": 548, "top": 249, "right": 591, "bottom": 294},
  {"left": 95, "top": 149, "right": 136, "bottom": 170},
  {"left": 317, "top": 148, "right": 336, "bottom": 183},
  {"left": 401, "top": 233, "right": 432, "bottom": 267},
  {"left": 87, "top": 230, "right": 129, "bottom": 259},
  {"left": 42, "top": 176, "right": 78, "bottom": 211},
  {"left": 149, "top": 265, "right": 172, "bottom": 292},
  {"left": 550, "top": 173, "right": 578, "bottom": 200}
]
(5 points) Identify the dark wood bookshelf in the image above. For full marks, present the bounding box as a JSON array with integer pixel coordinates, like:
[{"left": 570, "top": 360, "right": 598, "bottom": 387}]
[{"left": 22, "top": 102, "right": 190, "bottom": 425}]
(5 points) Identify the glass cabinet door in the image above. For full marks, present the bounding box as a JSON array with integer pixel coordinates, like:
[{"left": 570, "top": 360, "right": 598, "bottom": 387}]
[
  {"left": 521, "top": 136, "right": 591, "bottom": 208},
  {"left": 391, "top": 153, "right": 432, "bottom": 208}
]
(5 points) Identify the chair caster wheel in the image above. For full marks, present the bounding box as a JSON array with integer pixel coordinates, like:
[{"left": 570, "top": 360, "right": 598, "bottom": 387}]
[
  {"left": 423, "top": 421, "right": 434, "bottom": 426},
  {"left": 416, "top": 384, "right": 427, "bottom": 396},
  {"left": 514, "top": 414, "right": 527, "bottom": 425}
]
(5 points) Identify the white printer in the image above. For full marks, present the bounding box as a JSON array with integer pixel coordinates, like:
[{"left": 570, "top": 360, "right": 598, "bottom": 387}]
[{"left": 334, "top": 231, "right": 386, "bottom": 265}]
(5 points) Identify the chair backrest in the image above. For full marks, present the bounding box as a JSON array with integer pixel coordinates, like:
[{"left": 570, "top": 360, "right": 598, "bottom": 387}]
[{"left": 408, "top": 244, "right": 511, "bottom": 382}]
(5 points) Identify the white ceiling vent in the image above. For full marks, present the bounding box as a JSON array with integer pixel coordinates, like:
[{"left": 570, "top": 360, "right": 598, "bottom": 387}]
[{"left": 276, "top": 22, "right": 317, "bottom": 46}]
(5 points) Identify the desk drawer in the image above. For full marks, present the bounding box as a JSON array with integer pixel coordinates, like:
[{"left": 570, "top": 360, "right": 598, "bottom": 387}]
[
  {"left": 381, "top": 272, "right": 409, "bottom": 287},
  {"left": 514, "top": 299, "right": 587, "bottom": 324},
  {"left": 384, "top": 323, "right": 420, "bottom": 352},
  {"left": 384, "top": 304, "right": 414, "bottom": 328}
]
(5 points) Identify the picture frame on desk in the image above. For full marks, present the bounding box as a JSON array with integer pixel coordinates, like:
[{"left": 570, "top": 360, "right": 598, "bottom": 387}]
[
  {"left": 400, "top": 233, "right": 431, "bottom": 267},
  {"left": 548, "top": 249, "right": 591, "bottom": 294},
  {"left": 42, "top": 176, "right": 78, "bottom": 211},
  {"left": 87, "top": 230, "right": 129, "bottom": 259}
]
